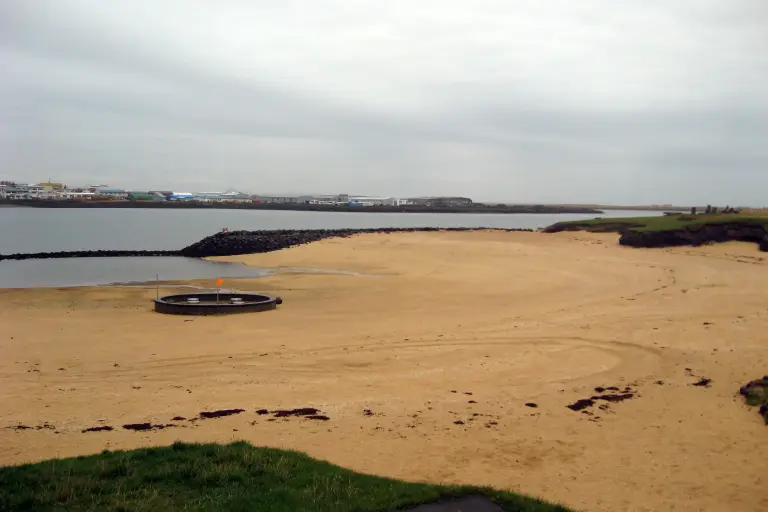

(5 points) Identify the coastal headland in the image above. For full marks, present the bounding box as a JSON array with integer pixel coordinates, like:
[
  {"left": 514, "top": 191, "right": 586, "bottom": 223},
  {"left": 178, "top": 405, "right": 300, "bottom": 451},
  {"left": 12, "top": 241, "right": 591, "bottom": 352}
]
[
  {"left": 1, "top": 228, "right": 766, "bottom": 512},
  {"left": 545, "top": 213, "right": 768, "bottom": 251}
]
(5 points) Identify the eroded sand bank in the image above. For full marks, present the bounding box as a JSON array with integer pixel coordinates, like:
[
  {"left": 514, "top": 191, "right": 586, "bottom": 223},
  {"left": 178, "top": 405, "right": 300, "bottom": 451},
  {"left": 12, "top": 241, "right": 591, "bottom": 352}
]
[{"left": 1, "top": 231, "right": 766, "bottom": 512}]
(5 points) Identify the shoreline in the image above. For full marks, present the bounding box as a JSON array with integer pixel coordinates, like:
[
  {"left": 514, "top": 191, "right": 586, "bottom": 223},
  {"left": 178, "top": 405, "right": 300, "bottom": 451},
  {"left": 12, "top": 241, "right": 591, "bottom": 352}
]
[
  {"left": 0, "top": 199, "right": 603, "bottom": 215},
  {"left": 0, "top": 227, "right": 533, "bottom": 261}
]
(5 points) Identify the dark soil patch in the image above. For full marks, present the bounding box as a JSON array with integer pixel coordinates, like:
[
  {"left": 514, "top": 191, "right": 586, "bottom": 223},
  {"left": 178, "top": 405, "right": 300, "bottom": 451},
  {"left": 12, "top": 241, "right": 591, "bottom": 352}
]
[
  {"left": 8, "top": 423, "right": 56, "bottom": 431},
  {"left": 591, "top": 393, "right": 634, "bottom": 403},
  {"left": 171, "top": 416, "right": 186, "bottom": 421},
  {"left": 363, "top": 409, "right": 375, "bottom": 416},
  {"left": 122, "top": 423, "right": 175, "bottom": 432},
  {"left": 692, "top": 378, "right": 712, "bottom": 387},
  {"left": 305, "top": 415, "right": 330, "bottom": 421},
  {"left": 198, "top": 409, "right": 245, "bottom": 419},
  {"left": 453, "top": 420, "right": 465, "bottom": 425},
  {"left": 525, "top": 403, "right": 538, "bottom": 408},
  {"left": 272, "top": 408, "right": 320, "bottom": 418},
  {"left": 82, "top": 426, "right": 114, "bottom": 433},
  {"left": 568, "top": 387, "right": 636, "bottom": 412},
  {"left": 255, "top": 409, "right": 269, "bottom": 415},
  {"left": 566, "top": 399, "right": 595, "bottom": 411}
]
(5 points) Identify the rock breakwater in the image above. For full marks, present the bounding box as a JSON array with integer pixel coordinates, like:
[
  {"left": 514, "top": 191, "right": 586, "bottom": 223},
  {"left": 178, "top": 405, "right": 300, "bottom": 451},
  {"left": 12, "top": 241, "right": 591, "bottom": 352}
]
[
  {"left": 0, "top": 249, "right": 181, "bottom": 262},
  {"left": 179, "top": 228, "right": 532, "bottom": 258},
  {"left": 0, "top": 228, "right": 534, "bottom": 261}
]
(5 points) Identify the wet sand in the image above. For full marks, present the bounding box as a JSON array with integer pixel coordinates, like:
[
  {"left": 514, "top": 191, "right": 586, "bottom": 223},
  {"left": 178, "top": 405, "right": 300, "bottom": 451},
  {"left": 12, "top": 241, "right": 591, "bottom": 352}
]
[{"left": 1, "top": 231, "right": 766, "bottom": 512}]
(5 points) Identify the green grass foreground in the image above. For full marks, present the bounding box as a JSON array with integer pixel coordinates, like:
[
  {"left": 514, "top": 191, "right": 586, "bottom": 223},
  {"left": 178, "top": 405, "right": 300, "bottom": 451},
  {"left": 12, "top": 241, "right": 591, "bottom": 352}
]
[
  {"left": 0, "top": 442, "right": 569, "bottom": 512},
  {"left": 549, "top": 213, "right": 768, "bottom": 233}
]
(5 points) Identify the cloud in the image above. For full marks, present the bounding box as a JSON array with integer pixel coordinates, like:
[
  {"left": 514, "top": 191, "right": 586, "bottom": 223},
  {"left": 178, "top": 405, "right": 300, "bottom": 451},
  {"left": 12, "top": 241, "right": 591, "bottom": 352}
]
[{"left": 1, "top": 0, "right": 767, "bottom": 204}]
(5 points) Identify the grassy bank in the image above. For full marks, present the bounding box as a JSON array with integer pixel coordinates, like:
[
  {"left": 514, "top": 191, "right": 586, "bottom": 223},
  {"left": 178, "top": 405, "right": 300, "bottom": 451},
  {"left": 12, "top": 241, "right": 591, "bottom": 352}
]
[
  {"left": 545, "top": 214, "right": 768, "bottom": 233},
  {"left": 0, "top": 442, "right": 568, "bottom": 512}
]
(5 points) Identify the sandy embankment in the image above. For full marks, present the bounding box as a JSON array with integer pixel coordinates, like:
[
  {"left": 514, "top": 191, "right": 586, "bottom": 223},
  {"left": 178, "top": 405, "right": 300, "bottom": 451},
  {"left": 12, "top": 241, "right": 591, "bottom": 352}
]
[{"left": 0, "top": 231, "right": 766, "bottom": 512}]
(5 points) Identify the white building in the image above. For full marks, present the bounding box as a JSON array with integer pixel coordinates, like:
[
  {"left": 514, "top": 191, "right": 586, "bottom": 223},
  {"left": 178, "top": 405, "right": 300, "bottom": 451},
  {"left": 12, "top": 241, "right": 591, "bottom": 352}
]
[
  {"left": 92, "top": 187, "right": 128, "bottom": 199},
  {"left": 349, "top": 196, "right": 397, "bottom": 206},
  {"left": 56, "top": 191, "right": 95, "bottom": 200},
  {"left": 0, "top": 184, "right": 45, "bottom": 199}
]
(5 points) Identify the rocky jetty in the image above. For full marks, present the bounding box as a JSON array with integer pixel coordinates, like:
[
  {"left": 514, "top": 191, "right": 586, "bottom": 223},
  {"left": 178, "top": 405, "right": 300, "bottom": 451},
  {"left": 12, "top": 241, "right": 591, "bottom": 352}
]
[
  {"left": 179, "top": 228, "right": 533, "bottom": 258},
  {"left": 0, "top": 227, "right": 534, "bottom": 261},
  {"left": 0, "top": 249, "right": 180, "bottom": 262}
]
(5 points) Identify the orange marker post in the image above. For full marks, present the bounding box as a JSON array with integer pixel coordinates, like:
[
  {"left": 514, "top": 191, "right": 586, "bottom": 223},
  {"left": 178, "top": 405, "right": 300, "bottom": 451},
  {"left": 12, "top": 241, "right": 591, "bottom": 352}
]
[{"left": 216, "top": 278, "right": 223, "bottom": 304}]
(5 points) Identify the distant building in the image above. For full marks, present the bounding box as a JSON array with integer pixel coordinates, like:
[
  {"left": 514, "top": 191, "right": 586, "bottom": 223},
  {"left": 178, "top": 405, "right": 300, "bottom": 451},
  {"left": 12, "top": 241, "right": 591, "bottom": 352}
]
[
  {"left": 35, "top": 182, "right": 65, "bottom": 191},
  {"left": 93, "top": 187, "right": 128, "bottom": 199},
  {"left": 0, "top": 184, "right": 45, "bottom": 199},
  {"left": 55, "top": 191, "right": 94, "bottom": 200},
  {"left": 128, "top": 191, "right": 167, "bottom": 201},
  {"left": 168, "top": 192, "right": 195, "bottom": 201},
  {"left": 433, "top": 196, "right": 472, "bottom": 207},
  {"left": 252, "top": 196, "right": 301, "bottom": 204},
  {"left": 348, "top": 196, "right": 396, "bottom": 206},
  {"left": 401, "top": 196, "right": 473, "bottom": 207}
]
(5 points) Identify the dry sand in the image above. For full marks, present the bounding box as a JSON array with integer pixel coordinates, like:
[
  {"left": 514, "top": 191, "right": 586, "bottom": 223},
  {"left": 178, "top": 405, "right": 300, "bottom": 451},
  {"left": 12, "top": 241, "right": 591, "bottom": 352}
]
[{"left": 1, "top": 231, "right": 766, "bottom": 511}]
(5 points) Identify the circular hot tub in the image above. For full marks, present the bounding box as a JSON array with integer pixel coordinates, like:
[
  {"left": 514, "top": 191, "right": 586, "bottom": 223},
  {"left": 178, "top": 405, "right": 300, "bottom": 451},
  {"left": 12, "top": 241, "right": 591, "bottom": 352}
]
[{"left": 153, "top": 292, "right": 282, "bottom": 315}]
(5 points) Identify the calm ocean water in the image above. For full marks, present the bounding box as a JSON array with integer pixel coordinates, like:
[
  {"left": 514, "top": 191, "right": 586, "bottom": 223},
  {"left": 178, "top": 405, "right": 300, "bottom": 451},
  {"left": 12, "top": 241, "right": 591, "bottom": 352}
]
[{"left": 0, "top": 207, "right": 661, "bottom": 288}]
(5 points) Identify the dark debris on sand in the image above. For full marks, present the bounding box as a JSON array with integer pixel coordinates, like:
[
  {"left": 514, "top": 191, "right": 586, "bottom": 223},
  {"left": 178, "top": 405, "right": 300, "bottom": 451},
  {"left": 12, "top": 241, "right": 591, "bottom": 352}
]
[
  {"left": 567, "top": 386, "right": 636, "bottom": 413},
  {"left": 198, "top": 409, "right": 245, "bottom": 419},
  {"left": 82, "top": 426, "right": 114, "bottom": 433}
]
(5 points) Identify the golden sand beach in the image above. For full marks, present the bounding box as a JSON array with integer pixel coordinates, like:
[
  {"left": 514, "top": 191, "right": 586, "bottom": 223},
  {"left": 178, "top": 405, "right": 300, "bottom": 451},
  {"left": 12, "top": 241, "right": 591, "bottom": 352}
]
[{"left": 1, "top": 231, "right": 766, "bottom": 511}]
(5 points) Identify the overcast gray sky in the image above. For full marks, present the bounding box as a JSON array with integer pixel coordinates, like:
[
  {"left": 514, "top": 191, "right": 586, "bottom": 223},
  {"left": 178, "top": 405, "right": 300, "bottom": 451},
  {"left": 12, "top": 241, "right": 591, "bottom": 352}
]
[{"left": 1, "top": 1, "right": 767, "bottom": 204}]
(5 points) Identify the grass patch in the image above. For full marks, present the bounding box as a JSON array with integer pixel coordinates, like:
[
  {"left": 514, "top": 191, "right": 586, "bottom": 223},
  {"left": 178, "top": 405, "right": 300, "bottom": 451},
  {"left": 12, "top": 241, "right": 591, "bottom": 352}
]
[
  {"left": 0, "top": 442, "right": 569, "bottom": 512},
  {"left": 547, "top": 214, "right": 768, "bottom": 233}
]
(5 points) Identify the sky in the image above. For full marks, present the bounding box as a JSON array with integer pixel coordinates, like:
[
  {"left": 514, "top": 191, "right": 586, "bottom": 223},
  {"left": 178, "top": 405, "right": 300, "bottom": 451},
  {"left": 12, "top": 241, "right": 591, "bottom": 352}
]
[{"left": 1, "top": 1, "right": 767, "bottom": 205}]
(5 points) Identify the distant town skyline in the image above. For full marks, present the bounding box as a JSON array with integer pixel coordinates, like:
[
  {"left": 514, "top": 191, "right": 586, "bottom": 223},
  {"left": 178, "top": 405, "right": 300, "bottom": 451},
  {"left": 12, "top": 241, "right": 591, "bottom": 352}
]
[{"left": 2, "top": 1, "right": 767, "bottom": 205}]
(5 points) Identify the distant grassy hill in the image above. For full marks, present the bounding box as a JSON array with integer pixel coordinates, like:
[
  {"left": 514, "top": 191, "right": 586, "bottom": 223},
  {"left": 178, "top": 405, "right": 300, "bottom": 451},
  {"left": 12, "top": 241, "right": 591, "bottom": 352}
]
[
  {"left": 544, "top": 214, "right": 768, "bottom": 250},
  {"left": 0, "top": 442, "right": 569, "bottom": 512}
]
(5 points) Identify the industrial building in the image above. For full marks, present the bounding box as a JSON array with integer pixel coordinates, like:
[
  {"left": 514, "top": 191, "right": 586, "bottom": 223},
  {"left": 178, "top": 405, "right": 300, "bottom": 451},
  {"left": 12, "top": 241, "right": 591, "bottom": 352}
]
[{"left": 401, "top": 196, "right": 473, "bottom": 207}]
